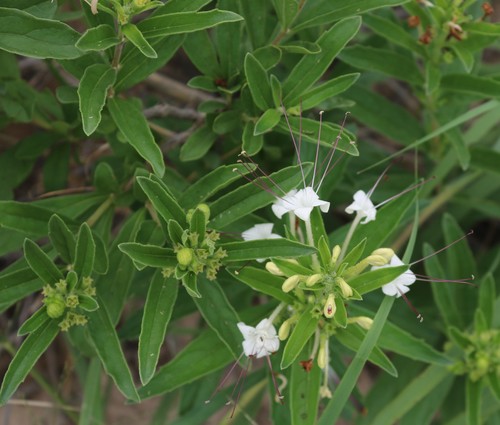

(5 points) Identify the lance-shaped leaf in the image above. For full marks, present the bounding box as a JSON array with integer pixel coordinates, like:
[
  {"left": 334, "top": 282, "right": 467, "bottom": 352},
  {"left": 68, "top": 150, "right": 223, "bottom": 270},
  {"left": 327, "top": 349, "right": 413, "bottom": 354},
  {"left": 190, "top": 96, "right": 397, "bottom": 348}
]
[
  {"left": 0, "top": 8, "right": 82, "bottom": 59},
  {"left": 48, "top": 214, "right": 75, "bottom": 265},
  {"left": 137, "top": 9, "right": 243, "bottom": 38},
  {"left": 300, "top": 73, "right": 359, "bottom": 111},
  {"left": 138, "top": 329, "right": 233, "bottom": 399},
  {"left": 0, "top": 317, "right": 60, "bottom": 405},
  {"left": 228, "top": 267, "right": 295, "bottom": 304},
  {"left": 194, "top": 278, "right": 241, "bottom": 358},
  {"left": 108, "top": 97, "right": 165, "bottom": 177},
  {"left": 79, "top": 358, "right": 102, "bottom": 425},
  {"left": 76, "top": 24, "right": 120, "bottom": 51},
  {"left": 0, "top": 267, "right": 42, "bottom": 310},
  {"left": 210, "top": 163, "right": 313, "bottom": 229},
  {"left": 182, "top": 272, "right": 200, "bottom": 298},
  {"left": 24, "top": 239, "right": 63, "bottom": 284},
  {"left": 122, "top": 23, "right": 157, "bottom": 58},
  {"left": 348, "top": 265, "right": 408, "bottom": 295},
  {"left": 74, "top": 223, "right": 96, "bottom": 278},
  {"left": 283, "top": 16, "right": 361, "bottom": 105},
  {"left": 78, "top": 63, "right": 116, "bottom": 136},
  {"left": 189, "top": 208, "right": 206, "bottom": 244},
  {"left": 244, "top": 53, "right": 273, "bottom": 110},
  {"left": 139, "top": 273, "right": 178, "bottom": 385},
  {"left": 281, "top": 306, "right": 319, "bottom": 369},
  {"left": 87, "top": 300, "right": 140, "bottom": 402},
  {"left": 137, "top": 176, "right": 186, "bottom": 226},
  {"left": 18, "top": 307, "right": 48, "bottom": 336},
  {"left": 220, "top": 239, "right": 316, "bottom": 262},
  {"left": 119, "top": 243, "right": 176, "bottom": 269}
]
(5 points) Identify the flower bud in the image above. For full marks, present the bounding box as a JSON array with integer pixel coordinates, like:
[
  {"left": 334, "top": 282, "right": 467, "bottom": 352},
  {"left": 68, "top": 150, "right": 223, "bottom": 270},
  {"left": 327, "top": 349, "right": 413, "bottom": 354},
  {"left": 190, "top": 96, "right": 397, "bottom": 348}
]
[
  {"left": 266, "top": 261, "right": 284, "bottom": 276},
  {"left": 337, "top": 278, "right": 353, "bottom": 298},
  {"left": 371, "top": 248, "right": 394, "bottom": 263},
  {"left": 45, "top": 295, "right": 66, "bottom": 318},
  {"left": 279, "top": 319, "right": 291, "bottom": 340},
  {"left": 331, "top": 245, "right": 341, "bottom": 266},
  {"left": 306, "top": 273, "right": 322, "bottom": 287},
  {"left": 317, "top": 338, "right": 328, "bottom": 369},
  {"left": 319, "top": 385, "right": 332, "bottom": 399},
  {"left": 354, "top": 316, "right": 373, "bottom": 330},
  {"left": 282, "top": 275, "right": 301, "bottom": 293},
  {"left": 65, "top": 294, "right": 79, "bottom": 308},
  {"left": 323, "top": 294, "right": 336, "bottom": 318},
  {"left": 177, "top": 248, "right": 194, "bottom": 267},
  {"left": 365, "top": 254, "right": 388, "bottom": 267}
]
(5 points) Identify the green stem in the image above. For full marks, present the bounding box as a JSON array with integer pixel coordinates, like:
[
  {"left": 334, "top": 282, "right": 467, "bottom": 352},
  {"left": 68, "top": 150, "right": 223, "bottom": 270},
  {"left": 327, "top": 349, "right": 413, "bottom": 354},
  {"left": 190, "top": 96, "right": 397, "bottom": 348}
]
[
  {"left": 86, "top": 195, "right": 114, "bottom": 228},
  {"left": 318, "top": 295, "right": 395, "bottom": 425},
  {"left": 305, "top": 218, "right": 320, "bottom": 270},
  {"left": 269, "top": 302, "right": 285, "bottom": 323},
  {"left": 338, "top": 214, "right": 362, "bottom": 265}
]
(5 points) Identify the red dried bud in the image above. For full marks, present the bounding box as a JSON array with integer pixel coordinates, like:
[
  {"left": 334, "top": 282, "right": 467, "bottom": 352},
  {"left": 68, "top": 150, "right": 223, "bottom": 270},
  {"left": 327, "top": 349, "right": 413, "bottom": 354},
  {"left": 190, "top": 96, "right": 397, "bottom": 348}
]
[
  {"left": 482, "top": 3, "right": 494, "bottom": 17},
  {"left": 407, "top": 15, "right": 420, "bottom": 28},
  {"left": 299, "top": 359, "right": 313, "bottom": 372},
  {"left": 419, "top": 27, "right": 433, "bottom": 44}
]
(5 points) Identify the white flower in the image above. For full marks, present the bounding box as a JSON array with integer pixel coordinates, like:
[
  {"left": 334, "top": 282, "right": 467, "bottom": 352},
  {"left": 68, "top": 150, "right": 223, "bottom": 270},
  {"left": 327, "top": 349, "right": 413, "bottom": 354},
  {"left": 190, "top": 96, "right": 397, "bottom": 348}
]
[
  {"left": 237, "top": 318, "right": 279, "bottom": 358},
  {"left": 242, "top": 223, "right": 282, "bottom": 241},
  {"left": 345, "top": 190, "right": 377, "bottom": 224},
  {"left": 271, "top": 190, "right": 297, "bottom": 219},
  {"left": 273, "top": 187, "right": 330, "bottom": 222},
  {"left": 372, "top": 255, "right": 416, "bottom": 298}
]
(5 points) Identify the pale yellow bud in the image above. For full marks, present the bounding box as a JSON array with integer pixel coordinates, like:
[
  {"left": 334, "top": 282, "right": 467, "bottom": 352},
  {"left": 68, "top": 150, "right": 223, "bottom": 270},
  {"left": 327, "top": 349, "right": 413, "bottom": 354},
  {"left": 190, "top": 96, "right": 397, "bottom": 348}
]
[
  {"left": 177, "top": 248, "right": 193, "bottom": 267},
  {"left": 354, "top": 316, "right": 373, "bottom": 330},
  {"left": 331, "top": 245, "right": 341, "bottom": 266},
  {"left": 282, "top": 275, "right": 301, "bottom": 293},
  {"left": 317, "top": 343, "right": 327, "bottom": 369},
  {"left": 323, "top": 294, "right": 336, "bottom": 318},
  {"left": 320, "top": 385, "right": 332, "bottom": 399},
  {"left": 365, "top": 254, "right": 388, "bottom": 267},
  {"left": 337, "top": 278, "right": 353, "bottom": 298},
  {"left": 266, "top": 262, "right": 284, "bottom": 276},
  {"left": 371, "top": 248, "right": 394, "bottom": 262},
  {"left": 278, "top": 319, "right": 291, "bottom": 340},
  {"left": 306, "top": 273, "right": 322, "bottom": 287}
]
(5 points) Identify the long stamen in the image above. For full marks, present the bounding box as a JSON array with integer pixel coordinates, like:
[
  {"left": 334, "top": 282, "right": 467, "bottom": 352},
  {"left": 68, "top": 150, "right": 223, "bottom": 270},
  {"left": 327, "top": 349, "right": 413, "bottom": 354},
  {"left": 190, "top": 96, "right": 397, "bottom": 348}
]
[
  {"left": 398, "top": 290, "right": 424, "bottom": 322},
  {"left": 316, "top": 112, "right": 350, "bottom": 191},
  {"left": 414, "top": 273, "right": 476, "bottom": 286},
  {"left": 410, "top": 230, "right": 474, "bottom": 267},
  {"left": 233, "top": 166, "right": 281, "bottom": 199},
  {"left": 229, "top": 356, "right": 252, "bottom": 418},
  {"left": 237, "top": 157, "right": 280, "bottom": 196},
  {"left": 281, "top": 103, "right": 306, "bottom": 188},
  {"left": 234, "top": 260, "right": 252, "bottom": 275},
  {"left": 311, "top": 111, "right": 324, "bottom": 189},
  {"left": 374, "top": 176, "right": 436, "bottom": 209},
  {"left": 367, "top": 163, "right": 391, "bottom": 199},
  {"left": 239, "top": 152, "right": 288, "bottom": 196},
  {"left": 205, "top": 351, "right": 246, "bottom": 404},
  {"left": 265, "top": 355, "right": 284, "bottom": 404}
]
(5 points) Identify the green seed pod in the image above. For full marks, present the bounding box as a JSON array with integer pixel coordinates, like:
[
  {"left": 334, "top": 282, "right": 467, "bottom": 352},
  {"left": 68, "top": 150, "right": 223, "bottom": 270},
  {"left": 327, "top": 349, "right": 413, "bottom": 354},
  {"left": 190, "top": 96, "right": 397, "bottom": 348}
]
[
  {"left": 177, "top": 248, "right": 194, "bottom": 267},
  {"left": 45, "top": 295, "right": 66, "bottom": 318}
]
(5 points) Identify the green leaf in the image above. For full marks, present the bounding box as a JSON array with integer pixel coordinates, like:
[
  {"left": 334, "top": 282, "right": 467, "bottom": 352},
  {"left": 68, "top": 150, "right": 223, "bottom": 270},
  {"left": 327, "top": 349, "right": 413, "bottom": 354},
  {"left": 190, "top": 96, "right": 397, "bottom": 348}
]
[
  {"left": 108, "top": 97, "right": 165, "bottom": 177},
  {"left": 300, "top": 73, "right": 359, "bottom": 111},
  {"left": 463, "top": 21, "right": 500, "bottom": 36},
  {"left": 24, "top": 239, "right": 63, "bottom": 284},
  {"left": 253, "top": 45, "right": 282, "bottom": 70},
  {"left": 0, "top": 268, "right": 41, "bottom": 310},
  {"left": 242, "top": 121, "right": 264, "bottom": 156},
  {"left": 48, "top": 214, "right": 75, "bottom": 265},
  {"left": 254, "top": 109, "right": 282, "bottom": 135},
  {"left": 348, "top": 265, "right": 408, "bottom": 295},
  {"left": 228, "top": 267, "right": 295, "bottom": 304},
  {"left": 179, "top": 163, "right": 254, "bottom": 210},
  {"left": 471, "top": 147, "right": 500, "bottom": 176},
  {"left": 87, "top": 301, "right": 140, "bottom": 402},
  {"left": 139, "top": 273, "right": 178, "bottom": 385},
  {"left": 0, "top": 201, "right": 71, "bottom": 237},
  {"left": 137, "top": 9, "right": 243, "bottom": 38},
  {"left": 78, "top": 64, "right": 116, "bottom": 136},
  {"left": 74, "top": 223, "right": 96, "bottom": 278},
  {"left": 446, "top": 126, "right": 470, "bottom": 170},
  {"left": 441, "top": 74, "right": 500, "bottom": 98},
  {"left": 283, "top": 16, "right": 361, "bottom": 105},
  {"left": 122, "top": 23, "right": 157, "bottom": 58},
  {"left": 119, "top": 243, "right": 176, "bottom": 269},
  {"left": 167, "top": 220, "right": 184, "bottom": 245},
  {"left": 138, "top": 330, "right": 233, "bottom": 400},
  {"left": 182, "top": 272, "right": 200, "bottom": 298},
  {"left": 478, "top": 273, "right": 495, "bottom": 327},
  {"left": 290, "top": 346, "right": 322, "bottom": 425},
  {"left": 293, "top": 0, "right": 409, "bottom": 31},
  {"left": 221, "top": 239, "right": 316, "bottom": 262},
  {"left": 0, "top": 317, "right": 60, "bottom": 405},
  {"left": 336, "top": 326, "right": 397, "bottom": 376},
  {"left": 18, "top": 307, "right": 48, "bottom": 336},
  {"left": 212, "top": 110, "right": 240, "bottom": 135},
  {"left": 79, "top": 294, "right": 99, "bottom": 312},
  {"left": 281, "top": 306, "right": 319, "bottom": 369},
  {"left": 189, "top": 208, "right": 206, "bottom": 244},
  {"left": 194, "top": 278, "right": 241, "bottom": 358},
  {"left": 115, "top": 35, "right": 184, "bottom": 91},
  {"left": 339, "top": 45, "right": 423, "bottom": 85},
  {"left": 341, "top": 238, "right": 366, "bottom": 268},
  {"left": 179, "top": 125, "right": 217, "bottom": 162},
  {"left": 244, "top": 53, "right": 273, "bottom": 110},
  {"left": 209, "top": 163, "right": 313, "bottom": 229},
  {"left": 369, "top": 364, "right": 449, "bottom": 425},
  {"left": 79, "top": 358, "right": 103, "bottom": 425},
  {"left": 183, "top": 30, "right": 221, "bottom": 78},
  {"left": 75, "top": 24, "right": 119, "bottom": 51},
  {"left": 0, "top": 8, "right": 82, "bottom": 59},
  {"left": 137, "top": 176, "right": 186, "bottom": 226},
  {"left": 281, "top": 41, "right": 321, "bottom": 54}
]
